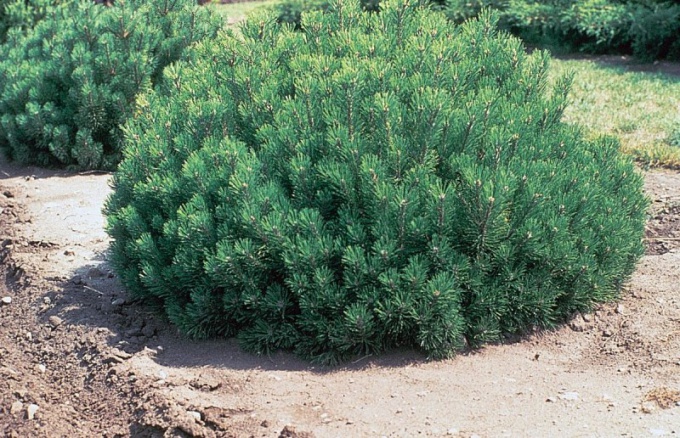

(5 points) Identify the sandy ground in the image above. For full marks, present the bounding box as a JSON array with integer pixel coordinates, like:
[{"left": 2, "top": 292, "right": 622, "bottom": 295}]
[{"left": 1, "top": 155, "right": 680, "bottom": 437}]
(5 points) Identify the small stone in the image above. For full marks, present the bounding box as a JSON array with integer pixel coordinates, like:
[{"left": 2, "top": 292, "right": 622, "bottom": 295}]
[
  {"left": 10, "top": 401, "right": 23, "bottom": 415},
  {"left": 42, "top": 296, "right": 51, "bottom": 305},
  {"left": 111, "top": 298, "right": 126, "bottom": 307},
  {"left": 87, "top": 267, "right": 104, "bottom": 278},
  {"left": 48, "top": 315, "right": 63, "bottom": 328},
  {"left": 26, "top": 404, "right": 38, "bottom": 420},
  {"left": 125, "top": 327, "right": 142, "bottom": 338},
  {"left": 36, "top": 364, "right": 46, "bottom": 373},
  {"left": 603, "top": 329, "right": 613, "bottom": 337},
  {"left": 261, "top": 420, "right": 270, "bottom": 428},
  {"left": 615, "top": 304, "right": 625, "bottom": 314},
  {"left": 582, "top": 313, "right": 593, "bottom": 322},
  {"left": 279, "top": 425, "right": 311, "bottom": 438},
  {"left": 3, "top": 190, "right": 14, "bottom": 198},
  {"left": 546, "top": 397, "right": 557, "bottom": 403},
  {"left": 641, "top": 401, "right": 657, "bottom": 414},
  {"left": 110, "top": 348, "right": 131, "bottom": 359},
  {"left": 1, "top": 296, "right": 11, "bottom": 305},
  {"left": 142, "top": 325, "right": 156, "bottom": 338},
  {"left": 158, "top": 370, "right": 168, "bottom": 380},
  {"left": 559, "top": 392, "right": 579, "bottom": 401},
  {"left": 569, "top": 318, "right": 587, "bottom": 332},
  {"left": 632, "top": 290, "right": 646, "bottom": 299},
  {"left": 187, "top": 410, "right": 202, "bottom": 422},
  {"left": 447, "top": 428, "right": 460, "bottom": 436},
  {"left": 64, "top": 251, "right": 76, "bottom": 257}
]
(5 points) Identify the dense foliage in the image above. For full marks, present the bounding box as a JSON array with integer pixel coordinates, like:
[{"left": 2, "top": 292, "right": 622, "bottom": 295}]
[
  {"left": 0, "top": 0, "right": 56, "bottom": 42},
  {"left": 447, "top": 0, "right": 680, "bottom": 61},
  {"left": 106, "top": 0, "right": 648, "bottom": 364},
  {"left": 273, "top": 0, "right": 446, "bottom": 27},
  {"left": 273, "top": 0, "right": 336, "bottom": 27},
  {"left": 0, "top": 0, "right": 222, "bottom": 169}
]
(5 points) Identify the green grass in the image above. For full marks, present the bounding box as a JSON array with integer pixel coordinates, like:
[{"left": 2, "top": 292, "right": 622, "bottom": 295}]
[
  {"left": 550, "top": 58, "right": 680, "bottom": 169},
  {"left": 212, "top": 0, "right": 279, "bottom": 25}
]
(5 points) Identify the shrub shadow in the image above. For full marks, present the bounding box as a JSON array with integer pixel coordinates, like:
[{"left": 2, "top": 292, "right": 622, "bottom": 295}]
[{"left": 51, "top": 257, "right": 436, "bottom": 374}]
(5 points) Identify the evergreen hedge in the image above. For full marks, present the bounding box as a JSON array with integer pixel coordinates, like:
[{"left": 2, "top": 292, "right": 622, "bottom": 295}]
[
  {"left": 447, "top": 0, "right": 680, "bottom": 61},
  {"left": 106, "top": 0, "right": 648, "bottom": 364},
  {"left": 0, "top": 0, "right": 222, "bottom": 170},
  {"left": 272, "top": 0, "right": 447, "bottom": 27}
]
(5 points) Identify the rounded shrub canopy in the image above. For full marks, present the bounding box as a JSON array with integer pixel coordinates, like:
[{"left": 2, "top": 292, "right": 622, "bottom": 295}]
[{"left": 106, "top": 0, "right": 647, "bottom": 364}]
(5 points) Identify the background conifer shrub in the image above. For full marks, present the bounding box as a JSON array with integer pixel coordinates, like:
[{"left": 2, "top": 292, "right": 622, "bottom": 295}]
[
  {"left": 106, "top": 0, "right": 648, "bottom": 364},
  {"left": 272, "top": 0, "right": 447, "bottom": 27},
  {"left": 0, "top": 0, "right": 222, "bottom": 170},
  {"left": 446, "top": 0, "right": 680, "bottom": 61},
  {"left": 0, "top": 0, "right": 56, "bottom": 42}
]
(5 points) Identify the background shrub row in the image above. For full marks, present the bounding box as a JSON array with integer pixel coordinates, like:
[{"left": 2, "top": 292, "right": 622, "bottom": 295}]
[
  {"left": 273, "top": 0, "right": 680, "bottom": 61},
  {"left": 447, "top": 0, "right": 680, "bottom": 61}
]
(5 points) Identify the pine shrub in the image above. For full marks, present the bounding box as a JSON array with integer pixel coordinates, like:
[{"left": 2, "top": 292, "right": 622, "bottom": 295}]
[
  {"left": 0, "top": 0, "right": 222, "bottom": 170},
  {"left": 106, "top": 0, "right": 648, "bottom": 364}
]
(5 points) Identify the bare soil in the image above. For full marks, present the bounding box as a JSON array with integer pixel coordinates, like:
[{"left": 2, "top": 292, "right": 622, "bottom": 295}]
[{"left": 1, "top": 157, "right": 679, "bottom": 437}]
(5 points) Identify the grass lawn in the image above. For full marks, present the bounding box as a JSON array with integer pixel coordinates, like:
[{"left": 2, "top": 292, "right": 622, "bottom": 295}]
[
  {"left": 551, "top": 57, "right": 680, "bottom": 169},
  {"left": 212, "top": 0, "right": 279, "bottom": 24}
]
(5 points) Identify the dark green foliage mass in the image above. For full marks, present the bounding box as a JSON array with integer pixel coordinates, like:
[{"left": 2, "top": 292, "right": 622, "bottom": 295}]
[
  {"left": 447, "top": 0, "right": 680, "bottom": 61},
  {"left": 272, "top": 0, "right": 447, "bottom": 27},
  {"left": 0, "top": 0, "right": 222, "bottom": 170},
  {"left": 106, "top": 0, "right": 648, "bottom": 364},
  {"left": 0, "top": 0, "right": 56, "bottom": 42}
]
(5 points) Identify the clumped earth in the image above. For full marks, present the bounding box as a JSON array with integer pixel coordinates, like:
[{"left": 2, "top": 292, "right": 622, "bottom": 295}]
[{"left": 1, "top": 154, "right": 679, "bottom": 437}]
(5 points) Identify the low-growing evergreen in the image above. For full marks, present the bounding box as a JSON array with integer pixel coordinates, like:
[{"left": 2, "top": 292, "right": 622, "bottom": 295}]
[
  {"left": 106, "top": 0, "right": 648, "bottom": 364},
  {"left": 0, "top": 0, "right": 222, "bottom": 169}
]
